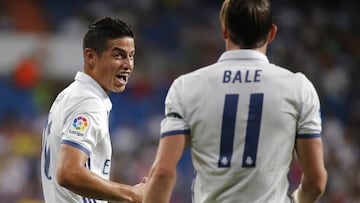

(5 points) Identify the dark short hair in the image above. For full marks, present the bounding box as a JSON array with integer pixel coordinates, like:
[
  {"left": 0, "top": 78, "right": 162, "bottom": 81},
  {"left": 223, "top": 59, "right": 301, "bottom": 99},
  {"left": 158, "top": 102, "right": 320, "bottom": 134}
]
[
  {"left": 220, "top": 0, "right": 273, "bottom": 48},
  {"left": 83, "top": 16, "right": 134, "bottom": 55}
]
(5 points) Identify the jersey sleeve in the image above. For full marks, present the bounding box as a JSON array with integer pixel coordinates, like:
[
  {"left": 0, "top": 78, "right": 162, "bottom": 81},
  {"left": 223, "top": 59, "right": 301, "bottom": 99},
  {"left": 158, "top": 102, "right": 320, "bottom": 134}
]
[
  {"left": 296, "top": 74, "right": 322, "bottom": 139},
  {"left": 160, "top": 76, "right": 191, "bottom": 137},
  {"left": 61, "top": 97, "right": 108, "bottom": 156}
]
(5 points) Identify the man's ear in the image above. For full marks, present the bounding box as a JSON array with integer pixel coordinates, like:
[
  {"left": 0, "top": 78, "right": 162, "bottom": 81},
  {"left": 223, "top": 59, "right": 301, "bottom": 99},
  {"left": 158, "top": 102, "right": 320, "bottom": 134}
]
[
  {"left": 84, "top": 48, "right": 97, "bottom": 65},
  {"left": 221, "top": 24, "right": 229, "bottom": 40},
  {"left": 267, "top": 24, "right": 277, "bottom": 44}
]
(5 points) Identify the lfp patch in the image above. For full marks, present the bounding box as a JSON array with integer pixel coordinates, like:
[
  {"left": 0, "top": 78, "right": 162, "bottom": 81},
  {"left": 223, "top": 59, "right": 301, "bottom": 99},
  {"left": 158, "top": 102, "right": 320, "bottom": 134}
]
[
  {"left": 73, "top": 116, "right": 88, "bottom": 130},
  {"left": 68, "top": 115, "right": 89, "bottom": 137}
]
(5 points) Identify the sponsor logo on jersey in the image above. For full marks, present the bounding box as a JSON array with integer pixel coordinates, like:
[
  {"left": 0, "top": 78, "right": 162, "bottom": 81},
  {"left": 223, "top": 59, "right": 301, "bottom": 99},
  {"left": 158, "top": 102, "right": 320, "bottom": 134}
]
[{"left": 69, "top": 115, "right": 89, "bottom": 137}]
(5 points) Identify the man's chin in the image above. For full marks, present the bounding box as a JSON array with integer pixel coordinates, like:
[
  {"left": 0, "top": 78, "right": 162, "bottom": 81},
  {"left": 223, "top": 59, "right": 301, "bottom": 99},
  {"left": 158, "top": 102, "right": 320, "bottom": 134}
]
[{"left": 112, "top": 86, "right": 126, "bottom": 93}]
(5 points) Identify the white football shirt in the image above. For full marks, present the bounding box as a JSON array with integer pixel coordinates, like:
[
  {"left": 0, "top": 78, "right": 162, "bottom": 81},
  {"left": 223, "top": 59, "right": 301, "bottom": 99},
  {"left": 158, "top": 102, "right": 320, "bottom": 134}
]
[
  {"left": 41, "top": 71, "right": 112, "bottom": 203},
  {"left": 161, "top": 50, "right": 321, "bottom": 203}
]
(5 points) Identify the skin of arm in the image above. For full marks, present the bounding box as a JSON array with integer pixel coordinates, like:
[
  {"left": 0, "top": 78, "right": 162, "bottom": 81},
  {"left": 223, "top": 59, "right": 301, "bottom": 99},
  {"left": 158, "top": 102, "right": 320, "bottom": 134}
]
[
  {"left": 292, "top": 138, "right": 327, "bottom": 203},
  {"left": 143, "top": 134, "right": 187, "bottom": 203},
  {"left": 56, "top": 144, "right": 145, "bottom": 203}
]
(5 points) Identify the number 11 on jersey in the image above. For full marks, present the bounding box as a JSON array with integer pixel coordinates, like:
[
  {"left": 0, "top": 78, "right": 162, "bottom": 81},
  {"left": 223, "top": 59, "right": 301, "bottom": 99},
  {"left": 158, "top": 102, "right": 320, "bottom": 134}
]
[{"left": 218, "top": 93, "right": 264, "bottom": 168}]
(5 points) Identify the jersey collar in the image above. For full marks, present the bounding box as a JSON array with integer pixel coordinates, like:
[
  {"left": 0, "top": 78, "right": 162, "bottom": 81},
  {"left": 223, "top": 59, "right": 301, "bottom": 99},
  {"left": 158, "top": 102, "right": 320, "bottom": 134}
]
[
  {"left": 75, "top": 71, "right": 112, "bottom": 111},
  {"left": 218, "top": 49, "right": 269, "bottom": 63}
]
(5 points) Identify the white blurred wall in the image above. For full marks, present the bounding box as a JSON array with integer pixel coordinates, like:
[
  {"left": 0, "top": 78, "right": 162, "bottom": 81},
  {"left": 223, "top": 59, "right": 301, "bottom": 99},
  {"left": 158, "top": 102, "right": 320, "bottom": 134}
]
[{"left": 0, "top": 32, "right": 83, "bottom": 79}]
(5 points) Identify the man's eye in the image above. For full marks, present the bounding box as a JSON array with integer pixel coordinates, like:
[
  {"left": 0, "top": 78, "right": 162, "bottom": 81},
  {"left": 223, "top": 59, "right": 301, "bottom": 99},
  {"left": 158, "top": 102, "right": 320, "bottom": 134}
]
[{"left": 114, "top": 53, "right": 125, "bottom": 58}]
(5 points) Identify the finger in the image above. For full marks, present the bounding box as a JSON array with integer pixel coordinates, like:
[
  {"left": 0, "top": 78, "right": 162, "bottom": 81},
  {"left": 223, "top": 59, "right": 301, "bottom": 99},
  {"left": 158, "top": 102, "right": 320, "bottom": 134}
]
[{"left": 141, "top": 176, "right": 148, "bottom": 183}]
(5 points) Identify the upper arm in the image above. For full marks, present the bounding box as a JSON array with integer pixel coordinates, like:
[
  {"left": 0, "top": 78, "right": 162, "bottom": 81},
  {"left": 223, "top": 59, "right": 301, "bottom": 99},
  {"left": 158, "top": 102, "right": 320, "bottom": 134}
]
[
  {"left": 295, "top": 75, "right": 326, "bottom": 183},
  {"left": 295, "top": 137, "right": 327, "bottom": 185},
  {"left": 154, "top": 77, "right": 189, "bottom": 173},
  {"left": 57, "top": 143, "right": 89, "bottom": 185},
  {"left": 153, "top": 134, "right": 188, "bottom": 170}
]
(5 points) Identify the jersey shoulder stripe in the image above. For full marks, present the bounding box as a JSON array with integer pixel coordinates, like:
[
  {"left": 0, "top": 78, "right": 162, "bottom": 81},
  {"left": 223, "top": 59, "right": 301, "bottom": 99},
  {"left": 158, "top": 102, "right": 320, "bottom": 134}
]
[
  {"left": 296, "top": 133, "right": 321, "bottom": 139},
  {"left": 161, "top": 129, "right": 191, "bottom": 137},
  {"left": 61, "top": 140, "right": 91, "bottom": 156}
]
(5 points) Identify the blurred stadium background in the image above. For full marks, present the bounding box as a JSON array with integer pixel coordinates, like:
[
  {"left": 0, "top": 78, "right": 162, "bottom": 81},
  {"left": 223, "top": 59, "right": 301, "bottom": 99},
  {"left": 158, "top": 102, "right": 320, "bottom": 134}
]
[{"left": 0, "top": 0, "right": 359, "bottom": 202}]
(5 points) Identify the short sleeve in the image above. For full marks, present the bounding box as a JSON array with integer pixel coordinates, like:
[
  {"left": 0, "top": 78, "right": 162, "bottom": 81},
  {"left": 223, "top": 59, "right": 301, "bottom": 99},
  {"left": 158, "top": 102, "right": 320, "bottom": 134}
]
[
  {"left": 296, "top": 74, "right": 322, "bottom": 139},
  {"left": 160, "top": 77, "right": 191, "bottom": 137},
  {"left": 61, "top": 97, "right": 108, "bottom": 156}
]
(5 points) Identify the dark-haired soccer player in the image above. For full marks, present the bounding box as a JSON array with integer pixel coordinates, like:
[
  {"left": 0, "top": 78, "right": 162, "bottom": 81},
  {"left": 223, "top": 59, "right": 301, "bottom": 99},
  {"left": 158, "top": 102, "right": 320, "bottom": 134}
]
[{"left": 41, "top": 17, "right": 145, "bottom": 203}]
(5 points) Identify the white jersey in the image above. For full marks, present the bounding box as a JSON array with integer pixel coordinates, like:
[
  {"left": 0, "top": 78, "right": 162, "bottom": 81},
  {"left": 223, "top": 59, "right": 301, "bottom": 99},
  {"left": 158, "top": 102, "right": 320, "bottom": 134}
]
[
  {"left": 41, "top": 71, "right": 112, "bottom": 203},
  {"left": 161, "top": 50, "right": 321, "bottom": 203}
]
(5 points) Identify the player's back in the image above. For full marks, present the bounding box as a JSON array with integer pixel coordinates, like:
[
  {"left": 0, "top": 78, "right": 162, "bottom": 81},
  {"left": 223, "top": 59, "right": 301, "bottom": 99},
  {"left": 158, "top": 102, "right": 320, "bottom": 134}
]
[{"left": 177, "top": 50, "right": 318, "bottom": 203}]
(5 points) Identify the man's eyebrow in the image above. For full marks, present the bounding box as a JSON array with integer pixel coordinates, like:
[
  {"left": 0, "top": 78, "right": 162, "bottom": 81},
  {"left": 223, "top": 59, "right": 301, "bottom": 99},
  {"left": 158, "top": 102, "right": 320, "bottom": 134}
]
[
  {"left": 113, "top": 47, "right": 126, "bottom": 53},
  {"left": 112, "top": 47, "right": 135, "bottom": 54}
]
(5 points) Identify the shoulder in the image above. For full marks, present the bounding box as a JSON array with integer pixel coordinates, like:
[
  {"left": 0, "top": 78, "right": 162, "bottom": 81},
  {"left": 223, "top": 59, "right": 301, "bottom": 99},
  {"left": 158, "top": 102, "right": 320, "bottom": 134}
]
[
  {"left": 270, "top": 63, "right": 310, "bottom": 80},
  {"left": 173, "top": 64, "right": 215, "bottom": 85},
  {"left": 58, "top": 82, "right": 108, "bottom": 116},
  {"left": 71, "top": 85, "right": 103, "bottom": 104},
  {"left": 268, "top": 64, "right": 314, "bottom": 86},
  {"left": 292, "top": 72, "right": 316, "bottom": 91}
]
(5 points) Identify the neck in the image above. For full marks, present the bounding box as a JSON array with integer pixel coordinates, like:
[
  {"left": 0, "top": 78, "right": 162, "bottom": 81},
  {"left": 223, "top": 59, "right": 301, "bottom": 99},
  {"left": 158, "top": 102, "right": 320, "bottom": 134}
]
[{"left": 225, "top": 39, "right": 268, "bottom": 54}]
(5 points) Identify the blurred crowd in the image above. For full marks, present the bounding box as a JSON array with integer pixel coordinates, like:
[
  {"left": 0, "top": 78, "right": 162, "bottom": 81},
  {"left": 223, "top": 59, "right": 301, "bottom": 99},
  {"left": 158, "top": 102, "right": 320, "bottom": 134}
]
[{"left": 0, "top": 0, "right": 359, "bottom": 202}]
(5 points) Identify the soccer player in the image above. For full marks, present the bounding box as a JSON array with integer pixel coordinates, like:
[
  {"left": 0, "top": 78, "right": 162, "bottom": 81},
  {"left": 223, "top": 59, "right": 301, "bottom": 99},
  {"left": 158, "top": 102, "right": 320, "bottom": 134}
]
[
  {"left": 41, "top": 17, "right": 145, "bottom": 203},
  {"left": 144, "top": 0, "right": 327, "bottom": 203}
]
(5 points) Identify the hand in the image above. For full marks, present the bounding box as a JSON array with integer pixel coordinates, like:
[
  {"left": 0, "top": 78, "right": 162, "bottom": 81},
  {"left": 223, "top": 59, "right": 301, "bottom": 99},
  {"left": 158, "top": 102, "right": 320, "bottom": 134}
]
[
  {"left": 292, "top": 189, "right": 299, "bottom": 203},
  {"left": 132, "top": 177, "right": 147, "bottom": 203}
]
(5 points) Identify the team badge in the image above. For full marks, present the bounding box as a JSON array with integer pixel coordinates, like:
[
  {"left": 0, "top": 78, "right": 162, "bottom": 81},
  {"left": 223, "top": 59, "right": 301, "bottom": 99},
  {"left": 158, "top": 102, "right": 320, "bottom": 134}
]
[{"left": 68, "top": 115, "right": 89, "bottom": 137}]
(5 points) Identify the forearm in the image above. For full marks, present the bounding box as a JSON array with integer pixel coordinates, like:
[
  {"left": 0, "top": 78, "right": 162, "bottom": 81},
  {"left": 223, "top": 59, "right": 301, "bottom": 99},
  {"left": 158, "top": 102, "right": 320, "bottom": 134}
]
[
  {"left": 144, "top": 168, "right": 176, "bottom": 203},
  {"left": 293, "top": 186, "right": 318, "bottom": 203},
  {"left": 294, "top": 138, "right": 327, "bottom": 203},
  {"left": 144, "top": 135, "right": 186, "bottom": 203},
  {"left": 293, "top": 177, "right": 326, "bottom": 203},
  {"left": 58, "top": 167, "right": 136, "bottom": 202}
]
